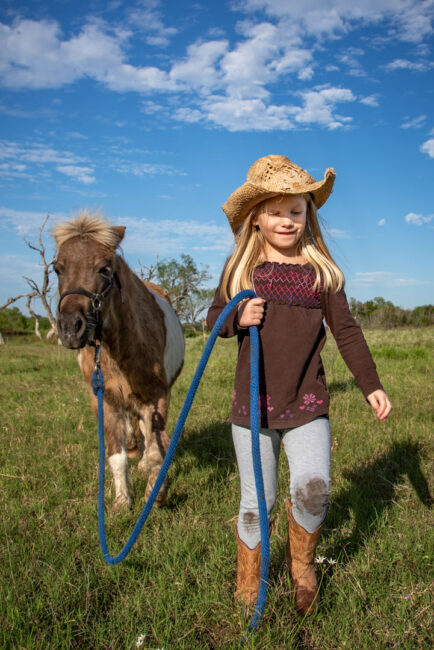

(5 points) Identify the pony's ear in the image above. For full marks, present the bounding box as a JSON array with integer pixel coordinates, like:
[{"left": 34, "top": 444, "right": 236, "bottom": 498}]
[{"left": 111, "top": 226, "right": 126, "bottom": 248}]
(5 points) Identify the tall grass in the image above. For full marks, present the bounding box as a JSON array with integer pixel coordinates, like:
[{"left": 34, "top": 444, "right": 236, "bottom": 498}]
[{"left": 0, "top": 329, "right": 433, "bottom": 649}]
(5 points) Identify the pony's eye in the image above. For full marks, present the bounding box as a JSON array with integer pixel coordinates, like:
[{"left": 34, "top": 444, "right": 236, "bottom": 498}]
[{"left": 99, "top": 265, "right": 111, "bottom": 275}]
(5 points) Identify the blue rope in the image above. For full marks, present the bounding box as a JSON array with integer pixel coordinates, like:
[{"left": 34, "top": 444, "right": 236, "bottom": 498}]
[{"left": 91, "top": 289, "right": 269, "bottom": 634}]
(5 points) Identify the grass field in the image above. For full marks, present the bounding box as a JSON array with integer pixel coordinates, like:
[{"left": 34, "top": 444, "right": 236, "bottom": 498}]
[{"left": 0, "top": 328, "right": 433, "bottom": 649}]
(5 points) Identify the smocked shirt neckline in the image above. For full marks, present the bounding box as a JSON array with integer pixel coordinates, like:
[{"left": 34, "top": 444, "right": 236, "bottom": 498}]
[{"left": 257, "top": 260, "right": 311, "bottom": 271}]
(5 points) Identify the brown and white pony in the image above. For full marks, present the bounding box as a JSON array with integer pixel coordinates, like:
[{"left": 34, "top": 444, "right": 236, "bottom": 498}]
[{"left": 53, "top": 212, "right": 184, "bottom": 510}]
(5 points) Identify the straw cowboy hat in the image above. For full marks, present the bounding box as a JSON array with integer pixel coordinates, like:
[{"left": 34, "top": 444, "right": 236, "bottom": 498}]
[{"left": 222, "top": 154, "right": 336, "bottom": 234}]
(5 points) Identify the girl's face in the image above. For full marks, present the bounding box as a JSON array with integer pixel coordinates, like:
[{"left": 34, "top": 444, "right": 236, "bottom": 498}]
[{"left": 252, "top": 195, "right": 307, "bottom": 261}]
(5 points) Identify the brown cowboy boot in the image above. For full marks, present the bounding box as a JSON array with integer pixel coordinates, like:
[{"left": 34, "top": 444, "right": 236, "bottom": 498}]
[
  {"left": 285, "top": 499, "right": 322, "bottom": 616},
  {"left": 234, "top": 521, "right": 261, "bottom": 606}
]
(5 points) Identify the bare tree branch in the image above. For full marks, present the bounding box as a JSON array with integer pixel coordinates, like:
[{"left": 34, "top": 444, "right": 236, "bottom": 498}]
[
  {"left": 0, "top": 215, "right": 57, "bottom": 338},
  {"left": 26, "top": 295, "right": 42, "bottom": 340},
  {"left": 138, "top": 256, "right": 162, "bottom": 282},
  {"left": 1, "top": 293, "right": 35, "bottom": 310}
]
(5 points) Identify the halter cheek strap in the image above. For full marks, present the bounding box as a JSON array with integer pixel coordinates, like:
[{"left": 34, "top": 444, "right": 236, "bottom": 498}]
[{"left": 57, "top": 271, "right": 123, "bottom": 313}]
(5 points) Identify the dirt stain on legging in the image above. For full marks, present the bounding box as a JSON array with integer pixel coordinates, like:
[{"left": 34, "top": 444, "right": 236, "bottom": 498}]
[
  {"left": 243, "top": 511, "right": 260, "bottom": 532},
  {"left": 295, "top": 477, "right": 328, "bottom": 516}
]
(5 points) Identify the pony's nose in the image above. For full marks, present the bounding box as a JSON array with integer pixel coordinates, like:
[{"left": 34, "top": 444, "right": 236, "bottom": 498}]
[{"left": 57, "top": 311, "right": 88, "bottom": 349}]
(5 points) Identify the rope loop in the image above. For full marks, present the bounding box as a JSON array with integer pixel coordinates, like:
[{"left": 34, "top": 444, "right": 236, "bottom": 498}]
[{"left": 93, "top": 289, "right": 269, "bottom": 637}]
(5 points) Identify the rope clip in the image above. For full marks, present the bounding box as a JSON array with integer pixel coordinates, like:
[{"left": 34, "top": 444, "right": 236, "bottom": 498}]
[{"left": 94, "top": 340, "right": 102, "bottom": 369}]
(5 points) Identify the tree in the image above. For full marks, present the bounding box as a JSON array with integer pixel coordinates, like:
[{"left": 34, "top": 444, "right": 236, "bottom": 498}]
[
  {"left": 182, "top": 287, "right": 216, "bottom": 331},
  {"left": 0, "top": 215, "right": 57, "bottom": 339},
  {"left": 139, "top": 254, "right": 213, "bottom": 328}
]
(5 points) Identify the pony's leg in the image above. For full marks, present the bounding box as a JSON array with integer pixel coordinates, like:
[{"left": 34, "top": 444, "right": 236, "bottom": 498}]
[
  {"left": 101, "top": 404, "right": 132, "bottom": 511},
  {"left": 138, "top": 395, "right": 170, "bottom": 506},
  {"left": 125, "top": 414, "right": 142, "bottom": 458}
]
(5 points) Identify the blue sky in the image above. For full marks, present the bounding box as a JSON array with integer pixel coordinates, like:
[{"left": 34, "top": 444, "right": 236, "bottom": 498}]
[{"left": 0, "top": 0, "right": 433, "bottom": 312}]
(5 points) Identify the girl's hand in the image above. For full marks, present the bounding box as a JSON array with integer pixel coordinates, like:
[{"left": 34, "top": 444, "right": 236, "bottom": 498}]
[
  {"left": 238, "top": 298, "right": 266, "bottom": 327},
  {"left": 367, "top": 389, "right": 392, "bottom": 421}
]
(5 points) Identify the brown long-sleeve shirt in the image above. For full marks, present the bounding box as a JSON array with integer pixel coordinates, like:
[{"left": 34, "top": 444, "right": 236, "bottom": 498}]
[{"left": 206, "top": 261, "right": 383, "bottom": 429}]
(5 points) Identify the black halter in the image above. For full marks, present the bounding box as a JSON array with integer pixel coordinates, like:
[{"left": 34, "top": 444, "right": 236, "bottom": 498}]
[{"left": 57, "top": 270, "right": 123, "bottom": 347}]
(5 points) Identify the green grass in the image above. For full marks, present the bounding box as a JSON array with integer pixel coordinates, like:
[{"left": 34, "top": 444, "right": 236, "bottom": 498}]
[{"left": 0, "top": 329, "right": 433, "bottom": 649}]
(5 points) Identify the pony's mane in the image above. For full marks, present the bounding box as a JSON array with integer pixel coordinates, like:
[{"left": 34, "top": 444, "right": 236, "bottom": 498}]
[{"left": 53, "top": 211, "right": 120, "bottom": 250}]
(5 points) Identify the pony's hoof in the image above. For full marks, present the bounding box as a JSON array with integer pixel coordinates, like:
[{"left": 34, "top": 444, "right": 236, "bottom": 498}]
[
  {"left": 127, "top": 446, "right": 140, "bottom": 459},
  {"left": 112, "top": 495, "right": 132, "bottom": 511},
  {"left": 137, "top": 459, "right": 150, "bottom": 476},
  {"left": 145, "top": 474, "right": 168, "bottom": 507}
]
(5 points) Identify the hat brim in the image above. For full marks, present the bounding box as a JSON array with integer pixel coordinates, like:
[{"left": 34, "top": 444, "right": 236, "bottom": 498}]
[{"left": 222, "top": 168, "right": 336, "bottom": 234}]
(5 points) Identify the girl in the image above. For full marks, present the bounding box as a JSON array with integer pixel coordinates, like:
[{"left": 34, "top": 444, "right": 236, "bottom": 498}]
[{"left": 206, "top": 154, "right": 392, "bottom": 615}]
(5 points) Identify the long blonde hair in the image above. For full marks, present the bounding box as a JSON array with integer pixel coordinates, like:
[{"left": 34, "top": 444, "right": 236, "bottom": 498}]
[{"left": 221, "top": 194, "right": 344, "bottom": 301}]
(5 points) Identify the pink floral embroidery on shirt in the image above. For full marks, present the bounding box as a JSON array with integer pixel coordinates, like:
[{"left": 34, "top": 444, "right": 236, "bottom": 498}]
[
  {"left": 259, "top": 394, "right": 274, "bottom": 415},
  {"left": 299, "top": 393, "right": 324, "bottom": 412}
]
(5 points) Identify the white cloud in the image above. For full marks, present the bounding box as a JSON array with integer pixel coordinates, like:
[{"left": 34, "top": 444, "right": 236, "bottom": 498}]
[
  {"left": 0, "top": 207, "right": 64, "bottom": 236},
  {"left": 1, "top": 0, "right": 433, "bottom": 134},
  {"left": 326, "top": 227, "right": 351, "bottom": 239},
  {"left": 401, "top": 115, "right": 426, "bottom": 129},
  {"left": 338, "top": 49, "right": 366, "bottom": 77},
  {"left": 377, "top": 218, "right": 386, "bottom": 226},
  {"left": 404, "top": 212, "right": 434, "bottom": 226},
  {"left": 170, "top": 40, "right": 228, "bottom": 92},
  {"left": 420, "top": 138, "right": 434, "bottom": 158},
  {"left": 360, "top": 94, "right": 380, "bottom": 107},
  {"left": 236, "top": 0, "right": 434, "bottom": 43},
  {"left": 383, "top": 58, "right": 432, "bottom": 72},
  {"left": 113, "top": 162, "right": 187, "bottom": 176},
  {"left": 291, "top": 86, "right": 355, "bottom": 129},
  {"left": 0, "top": 19, "right": 174, "bottom": 93},
  {"left": 0, "top": 161, "right": 29, "bottom": 179},
  {"left": 199, "top": 96, "right": 294, "bottom": 132},
  {"left": 0, "top": 139, "right": 95, "bottom": 184},
  {"left": 56, "top": 165, "right": 96, "bottom": 185},
  {"left": 0, "top": 140, "right": 84, "bottom": 166},
  {"left": 126, "top": 1, "right": 178, "bottom": 48},
  {"left": 352, "top": 271, "right": 418, "bottom": 287},
  {"left": 120, "top": 216, "right": 233, "bottom": 257}
]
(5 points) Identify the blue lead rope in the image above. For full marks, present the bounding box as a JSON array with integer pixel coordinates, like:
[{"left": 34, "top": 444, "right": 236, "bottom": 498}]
[{"left": 91, "top": 289, "right": 269, "bottom": 634}]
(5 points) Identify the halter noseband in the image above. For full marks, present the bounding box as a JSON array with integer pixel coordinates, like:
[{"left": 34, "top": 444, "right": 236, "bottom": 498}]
[{"left": 57, "top": 271, "right": 123, "bottom": 347}]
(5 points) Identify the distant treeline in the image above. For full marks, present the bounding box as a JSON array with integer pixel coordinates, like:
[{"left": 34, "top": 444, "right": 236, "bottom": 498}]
[
  {"left": 349, "top": 297, "right": 434, "bottom": 329},
  {"left": 0, "top": 307, "right": 51, "bottom": 336},
  {"left": 1, "top": 298, "right": 433, "bottom": 338}
]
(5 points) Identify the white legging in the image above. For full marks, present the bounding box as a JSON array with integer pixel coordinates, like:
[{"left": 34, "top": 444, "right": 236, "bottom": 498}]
[{"left": 232, "top": 417, "right": 331, "bottom": 549}]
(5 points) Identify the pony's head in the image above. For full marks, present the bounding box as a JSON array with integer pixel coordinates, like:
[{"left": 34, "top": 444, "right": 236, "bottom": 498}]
[{"left": 53, "top": 211, "right": 125, "bottom": 349}]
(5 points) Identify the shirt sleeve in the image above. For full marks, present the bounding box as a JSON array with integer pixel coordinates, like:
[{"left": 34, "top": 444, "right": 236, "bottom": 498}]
[
  {"left": 321, "top": 288, "right": 383, "bottom": 398},
  {"left": 206, "top": 284, "right": 246, "bottom": 338}
]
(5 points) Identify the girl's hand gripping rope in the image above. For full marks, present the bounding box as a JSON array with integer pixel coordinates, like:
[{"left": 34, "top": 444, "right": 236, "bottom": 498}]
[{"left": 238, "top": 298, "right": 266, "bottom": 328}]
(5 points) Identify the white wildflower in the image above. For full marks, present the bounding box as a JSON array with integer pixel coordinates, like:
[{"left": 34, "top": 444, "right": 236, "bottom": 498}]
[
  {"left": 315, "top": 556, "right": 337, "bottom": 565},
  {"left": 135, "top": 634, "right": 145, "bottom": 648}
]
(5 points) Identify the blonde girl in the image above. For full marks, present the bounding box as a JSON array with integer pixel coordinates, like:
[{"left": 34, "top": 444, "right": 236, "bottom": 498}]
[{"left": 207, "top": 155, "right": 392, "bottom": 615}]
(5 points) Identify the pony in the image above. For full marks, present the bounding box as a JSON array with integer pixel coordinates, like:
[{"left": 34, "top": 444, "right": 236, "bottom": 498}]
[{"left": 53, "top": 212, "right": 185, "bottom": 510}]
